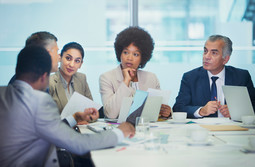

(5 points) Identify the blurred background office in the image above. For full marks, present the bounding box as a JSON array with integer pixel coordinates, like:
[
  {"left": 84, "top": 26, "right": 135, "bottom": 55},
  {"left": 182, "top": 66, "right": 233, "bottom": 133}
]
[{"left": 0, "top": 0, "right": 254, "bottom": 107}]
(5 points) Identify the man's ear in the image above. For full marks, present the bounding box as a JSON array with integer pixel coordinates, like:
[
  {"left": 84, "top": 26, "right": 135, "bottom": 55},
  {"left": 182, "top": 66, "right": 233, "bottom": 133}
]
[
  {"left": 40, "top": 72, "right": 48, "bottom": 83},
  {"left": 223, "top": 55, "right": 230, "bottom": 65}
]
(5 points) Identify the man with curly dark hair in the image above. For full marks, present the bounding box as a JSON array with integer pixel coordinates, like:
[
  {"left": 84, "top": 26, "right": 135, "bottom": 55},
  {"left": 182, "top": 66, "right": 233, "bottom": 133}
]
[{"left": 100, "top": 26, "right": 171, "bottom": 119}]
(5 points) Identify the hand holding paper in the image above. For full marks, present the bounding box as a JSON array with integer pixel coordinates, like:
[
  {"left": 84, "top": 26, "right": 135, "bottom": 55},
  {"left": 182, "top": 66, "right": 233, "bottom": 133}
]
[
  {"left": 74, "top": 108, "right": 99, "bottom": 125},
  {"left": 160, "top": 104, "right": 171, "bottom": 118},
  {"left": 61, "top": 92, "right": 102, "bottom": 120}
]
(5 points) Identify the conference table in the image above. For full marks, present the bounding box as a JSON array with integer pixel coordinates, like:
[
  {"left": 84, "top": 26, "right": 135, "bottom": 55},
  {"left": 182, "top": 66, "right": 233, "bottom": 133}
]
[{"left": 78, "top": 118, "right": 255, "bottom": 167}]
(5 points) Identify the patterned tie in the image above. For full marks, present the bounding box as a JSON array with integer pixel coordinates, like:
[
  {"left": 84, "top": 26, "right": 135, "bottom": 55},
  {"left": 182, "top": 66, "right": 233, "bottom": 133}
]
[{"left": 210, "top": 76, "right": 219, "bottom": 117}]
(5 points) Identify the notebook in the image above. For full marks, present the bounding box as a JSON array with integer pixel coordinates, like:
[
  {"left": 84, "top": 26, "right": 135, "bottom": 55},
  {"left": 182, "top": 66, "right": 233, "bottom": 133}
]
[
  {"left": 117, "top": 97, "right": 133, "bottom": 123},
  {"left": 106, "top": 90, "right": 163, "bottom": 124},
  {"left": 140, "top": 96, "right": 163, "bottom": 122},
  {"left": 222, "top": 85, "right": 254, "bottom": 121},
  {"left": 105, "top": 90, "right": 148, "bottom": 124},
  {"left": 126, "top": 90, "right": 148, "bottom": 126}
]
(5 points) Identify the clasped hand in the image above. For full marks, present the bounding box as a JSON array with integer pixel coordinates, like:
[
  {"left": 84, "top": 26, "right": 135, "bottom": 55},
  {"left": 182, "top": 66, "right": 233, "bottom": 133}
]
[
  {"left": 199, "top": 101, "right": 230, "bottom": 117},
  {"left": 122, "top": 68, "right": 137, "bottom": 86}
]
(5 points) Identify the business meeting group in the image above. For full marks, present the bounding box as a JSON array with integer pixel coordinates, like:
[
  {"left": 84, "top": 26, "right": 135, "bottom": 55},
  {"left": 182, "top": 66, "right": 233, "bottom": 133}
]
[{"left": 0, "top": 23, "right": 255, "bottom": 167}]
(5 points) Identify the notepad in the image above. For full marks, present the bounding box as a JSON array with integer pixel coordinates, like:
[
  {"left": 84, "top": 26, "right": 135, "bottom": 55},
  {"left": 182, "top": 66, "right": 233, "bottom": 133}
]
[{"left": 200, "top": 125, "right": 248, "bottom": 131}]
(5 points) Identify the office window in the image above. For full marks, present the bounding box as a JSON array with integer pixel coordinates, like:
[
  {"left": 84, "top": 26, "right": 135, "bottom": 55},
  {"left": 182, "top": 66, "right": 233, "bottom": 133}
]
[
  {"left": 138, "top": 0, "right": 254, "bottom": 65},
  {"left": 0, "top": 0, "right": 128, "bottom": 82},
  {"left": 0, "top": 0, "right": 254, "bottom": 106}
]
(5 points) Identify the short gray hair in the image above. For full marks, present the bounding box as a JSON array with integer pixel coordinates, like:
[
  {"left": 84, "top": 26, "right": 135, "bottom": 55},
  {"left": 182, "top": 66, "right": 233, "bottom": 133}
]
[
  {"left": 25, "top": 31, "right": 58, "bottom": 49},
  {"left": 207, "top": 35, "right": 232, "bottom": 58}
]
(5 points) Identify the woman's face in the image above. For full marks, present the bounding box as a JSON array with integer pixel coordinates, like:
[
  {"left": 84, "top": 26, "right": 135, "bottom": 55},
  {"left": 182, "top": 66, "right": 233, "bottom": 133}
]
[
  {"left": 60, "top": 48, "right": 83, "bottom": 79},
  {"left": 120, "top": 43, "right": 142, "bottom": 70}
]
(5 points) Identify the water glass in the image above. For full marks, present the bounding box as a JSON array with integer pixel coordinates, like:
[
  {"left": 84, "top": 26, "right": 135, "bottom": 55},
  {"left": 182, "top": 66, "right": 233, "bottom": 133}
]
[{"left": 135, "top": 117, "right": 150, "bottom": 138}]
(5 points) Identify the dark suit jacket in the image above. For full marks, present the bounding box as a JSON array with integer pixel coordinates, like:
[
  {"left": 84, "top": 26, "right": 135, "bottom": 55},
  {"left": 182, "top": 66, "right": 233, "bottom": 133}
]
[{"left": 173, "top": 66, "right": 255, "bottom": 118}]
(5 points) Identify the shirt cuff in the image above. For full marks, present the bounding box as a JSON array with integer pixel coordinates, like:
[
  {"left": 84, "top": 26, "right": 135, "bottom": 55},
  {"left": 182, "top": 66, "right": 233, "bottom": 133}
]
[
  {"left": 194, "top": 107, "right": 203, "bottom": 118},
  {"left": 65, "top": 115, "right": 77, "bottom": 128},
  {"left": 112, "top": 128, "right": 124, "bottom": 144}
]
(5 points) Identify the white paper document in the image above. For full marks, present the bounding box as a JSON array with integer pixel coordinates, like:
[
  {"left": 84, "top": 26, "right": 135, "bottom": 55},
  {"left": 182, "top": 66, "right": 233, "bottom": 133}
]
[
  {"left": 147, "top": 88, "right": 171, "bottom": 104},
  {"left": 61, "top": 92, "right": 102, "bottom": 119}
]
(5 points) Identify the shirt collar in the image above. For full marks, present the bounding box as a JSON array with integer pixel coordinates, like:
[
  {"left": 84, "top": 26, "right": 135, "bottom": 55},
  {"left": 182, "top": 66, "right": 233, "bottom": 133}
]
[
  {"left": 59, "top": 71, "right": 74, "bottom": 89},
  {"left": 207, "top": 67, "right": 225, "bottom": 80},
  {"left": 13, "top": 80, "right": 34, "bottom": 91}
]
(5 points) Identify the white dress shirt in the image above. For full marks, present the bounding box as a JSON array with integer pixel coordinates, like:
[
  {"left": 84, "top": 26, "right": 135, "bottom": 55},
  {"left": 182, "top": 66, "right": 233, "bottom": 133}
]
[{"left": 194, "top": 67, "right": 225, "bottom": 118}]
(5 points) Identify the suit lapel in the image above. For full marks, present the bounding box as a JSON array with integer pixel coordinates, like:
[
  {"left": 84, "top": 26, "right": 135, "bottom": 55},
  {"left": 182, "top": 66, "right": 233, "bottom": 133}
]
[
  {"left": 225, "top": 66, "right": 233, "bottom": 85},
  {"left": 55, "top": 72, "right": 68, "bottom": 110},
  {"left": 116, "top": 65, "right": 124, "bottom": 85},
  {"left": 200, "top": 68, "right": 211, "bottom": 102},
  {"left": 137, "top": 70, "right": 146, "bottom": 90},
  {"left": 73, "top": 74, "right": 83, "bottom": 95}
]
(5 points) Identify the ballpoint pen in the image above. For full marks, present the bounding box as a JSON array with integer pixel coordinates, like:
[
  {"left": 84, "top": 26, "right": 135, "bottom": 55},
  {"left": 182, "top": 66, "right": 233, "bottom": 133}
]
[{"left": 116, "top": 147, "right": 126, "bottom": 152}]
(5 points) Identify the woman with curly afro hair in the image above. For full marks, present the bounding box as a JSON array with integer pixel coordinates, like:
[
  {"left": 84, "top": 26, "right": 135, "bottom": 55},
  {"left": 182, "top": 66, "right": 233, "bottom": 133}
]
[{"left": 99, "top": 26, "right": 171, "bottom": 119}]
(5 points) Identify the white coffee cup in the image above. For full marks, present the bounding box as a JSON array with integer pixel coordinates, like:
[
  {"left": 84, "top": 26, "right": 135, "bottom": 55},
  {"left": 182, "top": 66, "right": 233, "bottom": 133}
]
[
  {"left": 172, "top": 112, "right": 187, "bottom": 121},
  {"left": 190, "top": 129, "right": 208, "bottom": 142},
  {"left": 249, "top": 136, "right": 255, "bottom": 149},
  {"left": 242, "top": 116, "right": 255, "bottom": 125}
]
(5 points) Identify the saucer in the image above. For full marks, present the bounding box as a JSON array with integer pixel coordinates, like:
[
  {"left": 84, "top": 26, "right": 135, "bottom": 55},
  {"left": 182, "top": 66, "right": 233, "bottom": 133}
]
[
  {"left": 241, "top": 146, "right": 255, "bottom": 153},
  {"left": 187, "top": 140, "right": 212, "bottom": 146},
  {"left": 240, "top": 124, "right": 255, "bottom": 128},
  {"left": 168, "top": 119, "right": 189, "bottom": 124}
]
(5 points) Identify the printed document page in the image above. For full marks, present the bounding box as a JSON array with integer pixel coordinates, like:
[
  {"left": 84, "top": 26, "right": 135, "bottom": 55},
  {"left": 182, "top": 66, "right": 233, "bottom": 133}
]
[
  {"left": 61, "top": 92, "right": 102, "bottom": 119},
  {"left": 147, "top": 88, "right": 171, "bottom": 104}
]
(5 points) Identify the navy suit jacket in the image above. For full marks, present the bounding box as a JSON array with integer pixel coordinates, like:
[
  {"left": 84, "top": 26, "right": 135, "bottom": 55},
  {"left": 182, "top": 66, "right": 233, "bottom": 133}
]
[{"left": 173, "top": 66, "right": 255, "bottom": 118}]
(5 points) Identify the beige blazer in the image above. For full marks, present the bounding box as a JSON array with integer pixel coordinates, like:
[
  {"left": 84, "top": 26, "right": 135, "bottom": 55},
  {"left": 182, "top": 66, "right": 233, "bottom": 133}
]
[
  {"left": 99, "top": 65, "right": 160, "bottom": 118},
  {"left": 49, "top": 71, "right": 93, "bottom": 113}
]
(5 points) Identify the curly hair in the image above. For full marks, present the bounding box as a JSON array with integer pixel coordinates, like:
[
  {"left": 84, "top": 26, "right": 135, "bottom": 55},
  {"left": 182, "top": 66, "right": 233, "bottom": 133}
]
[{"left": 114, "top": 26, "right": 154, "bottom": 68}]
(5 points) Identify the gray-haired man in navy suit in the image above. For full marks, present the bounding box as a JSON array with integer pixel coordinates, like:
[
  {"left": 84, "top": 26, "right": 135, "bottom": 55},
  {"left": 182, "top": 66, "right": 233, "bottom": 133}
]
[{"left": 173, "top": 35, "right": 255, "bottom": 118}]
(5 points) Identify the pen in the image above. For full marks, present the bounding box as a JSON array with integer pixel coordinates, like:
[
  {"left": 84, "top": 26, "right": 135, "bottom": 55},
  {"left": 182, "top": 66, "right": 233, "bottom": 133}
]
[
  {"left": 212, "top": 134, "right": 227, "bottom": 143},
  {"left": 116, "top": 147, "right": 126, "bottom": 152},
  {"left": 109, "top": 122, "right": 120, "bottom": 125}
]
